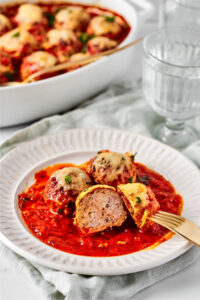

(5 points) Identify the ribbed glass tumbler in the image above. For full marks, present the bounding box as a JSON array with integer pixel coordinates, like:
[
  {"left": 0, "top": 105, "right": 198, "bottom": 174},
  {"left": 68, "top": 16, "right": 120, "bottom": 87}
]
[{"left": 143, "top": 28, "right": 200, "bottom": 149}]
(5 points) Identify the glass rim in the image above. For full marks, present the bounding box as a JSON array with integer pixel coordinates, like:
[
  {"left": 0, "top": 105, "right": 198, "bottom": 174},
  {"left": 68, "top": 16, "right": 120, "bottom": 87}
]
[
  {"left": 170, "top": 0, "right": 200, "bottom": 10},
  {"left": 143, "top": 28, "right": 200, "bottom": 69}
]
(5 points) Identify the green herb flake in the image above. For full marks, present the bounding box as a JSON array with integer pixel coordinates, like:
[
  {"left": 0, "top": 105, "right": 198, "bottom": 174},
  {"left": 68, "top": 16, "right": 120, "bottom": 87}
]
[
  {"left": 86, "top": 182, "right": 93, "bottom": 185},
  {"left": 128, "top": 177, "right": 133, "bottom": 183},
  {"left": 4, "top": 72, "right": 14, "bottom": 81},
  {"left": 136, "top": 196, "right": 142, "bottom": 204},
  {"left": 79, "top": 32, "right": 89, "bottom": 44},
  {"left": 105, "top": 15, "right": 115, "bottom": 22},
  {"left": 81, "top": 44, "right": 87, "bottom": 53},
  {"left": 121, "top": 157, "right": 125, "bottom": 161},
  {"left": 45, "top": 12, "right": 55, "bottom": 27},
  {"left": 22, "top": 197, "right": 29, "bottom": 202},
  {"left": 13, "top": 32, "right": 19, "bottom": 38},
  {"left": 65, "top": 174, "right": 72, "bottom": 184},
  {"left": 131, "top": 152, "right": 137, "bottom": 161}
]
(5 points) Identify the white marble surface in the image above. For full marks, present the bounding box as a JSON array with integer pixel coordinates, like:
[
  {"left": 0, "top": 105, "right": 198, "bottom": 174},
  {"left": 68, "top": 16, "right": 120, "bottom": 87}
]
[{"left": 0, "top": 1, "right": 200, "bottom": 299}]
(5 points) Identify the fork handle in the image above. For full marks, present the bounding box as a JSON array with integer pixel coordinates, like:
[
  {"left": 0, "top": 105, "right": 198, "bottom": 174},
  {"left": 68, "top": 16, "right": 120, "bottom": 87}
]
[{"left": 176, "top": 220, "right": 200, "bottom": 247}]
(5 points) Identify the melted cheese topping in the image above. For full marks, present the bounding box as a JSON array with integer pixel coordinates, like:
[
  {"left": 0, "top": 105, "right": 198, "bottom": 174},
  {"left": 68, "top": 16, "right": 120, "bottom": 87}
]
[
  {"left": 88, "top": 15, "right": 122, "bottom": 35},
  {"left": 0, "top": 27, "right": 36, "bottom": 52},
  {"left": 24, "top": 51, "right": 57, "bottom": 68},
  {"left": 55, "top": 6, "right": 90, "bottom": 30},
  {"left": 15, "top": 4, "right": 43, "bottom": 24},
  {"left": 117, "top": 183, "right": 152, "bottom": 227},
  {"left": 44, "top": 29, "right": 77, "bottom": 48},
  {"left": 53, "top": 167, "right": 91, "bottom": 193},
  {"left": 88, "top": 36, "right": 117, "bottom": 50},
  {"left": 93, "top": 152, "right": 132, "bottom": 182},
  {"left": 0, "top": 13, "right": 12, "bottom": 32}
]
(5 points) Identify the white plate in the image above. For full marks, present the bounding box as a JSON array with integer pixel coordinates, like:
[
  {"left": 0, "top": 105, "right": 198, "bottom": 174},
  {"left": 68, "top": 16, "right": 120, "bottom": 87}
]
[{"left": 0, "top": 128, "right": 200, "bottom": 275}]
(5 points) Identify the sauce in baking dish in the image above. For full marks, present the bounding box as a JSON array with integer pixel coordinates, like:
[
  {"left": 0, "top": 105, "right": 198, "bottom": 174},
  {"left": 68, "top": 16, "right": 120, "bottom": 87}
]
[
  {"left": 18, "top": 162, "right": 183, "bottom": 257},
  {"left": 0, "top": 1, "right": 131, "bottom": 84}
]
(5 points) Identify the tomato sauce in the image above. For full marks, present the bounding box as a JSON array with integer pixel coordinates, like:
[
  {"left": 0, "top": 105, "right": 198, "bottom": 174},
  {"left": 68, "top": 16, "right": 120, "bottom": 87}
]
[{"left": 18, "top": 161, "right": 183, "bottom": 257}]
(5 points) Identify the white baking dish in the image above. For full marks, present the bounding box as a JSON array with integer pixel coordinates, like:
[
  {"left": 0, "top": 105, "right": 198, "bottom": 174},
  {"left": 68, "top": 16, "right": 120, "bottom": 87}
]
[{"left": 0, "top": 0, "right": 154, "bottom": 127}]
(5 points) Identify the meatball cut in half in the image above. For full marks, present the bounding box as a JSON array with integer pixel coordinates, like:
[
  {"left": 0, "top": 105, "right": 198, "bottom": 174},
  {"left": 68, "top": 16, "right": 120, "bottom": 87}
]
[
  {"left": 74, "top": 185, "right": 127, "bottom": 234},
  {"left": 87, "top": 151, "right": 137, "bottom": 187},
  {"left": 44, "top": 167, "right": 92, "bottom": 213},
  {"left": 117, "top": 183, "right": 160, "bottom": 228}
]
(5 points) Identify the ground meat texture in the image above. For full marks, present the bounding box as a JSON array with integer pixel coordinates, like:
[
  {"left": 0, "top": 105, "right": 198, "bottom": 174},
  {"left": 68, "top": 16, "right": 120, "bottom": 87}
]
[
  {"left": 87, "top": 151, "right": 137, "bottom": 187},
  {"left": 74, "top": 185, "right": 127, "bottom": 234},
  {"left": 117, "top": 183, "right": 160, "bottom": 228}
]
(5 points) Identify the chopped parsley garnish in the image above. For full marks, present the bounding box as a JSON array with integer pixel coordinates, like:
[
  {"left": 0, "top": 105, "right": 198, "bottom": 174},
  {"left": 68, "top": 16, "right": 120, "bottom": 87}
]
[
  {"left": 65, "top": 174, "right": 72, "bottom": 184},
  {"left": 105, "top": 15, "right": 115, "bottom": 22},
  {"left": 45, "top": 12, "right": 55, "bottom": 27},
  {"left": 121, "top": 157, "right": 125, "bottom": 161},
  {"left": 22, "top": 197, "right": 29, "bottom": 202},
  {"left": 79, "top": 33, "right": 96, "bottom": 44},
  {"left": 130, "top": 152, "right": 137, "bottom": 161},
  {"left": 128, "top": 177, "right": 133, "bottom": 183},
  {"left": 86, "top": 182, "right": 93, "bottom": 185},
  {"left": 13, "top": 32, "right": 19, "bottom": 38},
  {"left": 136, "top": 196, "right": 142, "bottom": 204},
  {"left": 81, "top": 45, "right": 87, "bottom": 53},
  {"left": 4, "top": 72, "right": 14, "bottom": 81}
]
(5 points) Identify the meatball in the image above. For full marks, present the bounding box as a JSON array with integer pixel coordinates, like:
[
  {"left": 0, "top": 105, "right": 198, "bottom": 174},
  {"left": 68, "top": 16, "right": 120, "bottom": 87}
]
[
  {"left": 20, "top": 51, "right": 57, "bottom": 80},
  {"left": 87, "top": 36, "right": 117, "bottom": 54},
  {"left": 87, "top": 14, "right": 126, "bottom": 38},
  {"left": 87, "top": 151, "right": 137, "bottom": 186},
  {"left": 74, "top": 185, "right": 127, "bottom": 234},
  {"left": 14, "top": 4, "right": 43, "bottom": 25},
  {"left": 0, "top": 13, "right": 12, "bottom": 35},
  {"left": 0, "top": 27, "right": 37, "bottom": 58},
  {"left": 55, "top": 6, "right": 90, "bottom": 31},
  {"left": 43, "top": 29, "right": 81, "bottom": 62},
  {"left": 117, "top": 183, "right": 160, "bottom": 228},
  {"left": 44, "top": 167, "right": 92, "bottom": 213}
]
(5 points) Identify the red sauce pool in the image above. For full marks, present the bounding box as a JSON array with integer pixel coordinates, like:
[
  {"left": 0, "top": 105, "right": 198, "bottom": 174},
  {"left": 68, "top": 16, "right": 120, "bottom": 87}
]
[{"left": 18, "top": 162, "right": 183, "bottom": 257}]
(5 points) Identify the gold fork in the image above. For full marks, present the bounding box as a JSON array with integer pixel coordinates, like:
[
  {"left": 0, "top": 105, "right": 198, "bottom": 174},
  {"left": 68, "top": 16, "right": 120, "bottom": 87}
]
[{"left": 150, "top": 211, "right": 200, "bottom": 246}]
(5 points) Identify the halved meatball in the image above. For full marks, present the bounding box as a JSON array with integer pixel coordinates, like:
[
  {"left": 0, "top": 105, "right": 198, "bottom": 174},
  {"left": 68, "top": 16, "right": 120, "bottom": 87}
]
[
  {"left": 55, "top": 6, "right": 90, "bottom": 31},
  {"left": 20, "top": 51, "right": 57, "bottom": 80},
  {"left": 0, "top": 13, "right": 12, "bottom": 35},
  {"left": 87, "top": 36, "right": 117, "bottom": 54},
  {"left": 43, "top": 29, "right": 81, "bottom": 62},
  {"left": 87, "top": 151, "right": 137, "bottom": 187},
  {"left": 74, "top": 185, "right": 126, "bottom": 234},
  {"left": 117, "top": 183, "right": 160, "bottom": 228},
  {"left": 44, "top": 167, "right": 92, "bottom": 213}
]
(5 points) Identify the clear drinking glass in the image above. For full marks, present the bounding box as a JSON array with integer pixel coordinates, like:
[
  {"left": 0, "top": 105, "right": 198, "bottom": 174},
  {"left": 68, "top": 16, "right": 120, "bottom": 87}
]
[
  {"left": 159, "top": 0, "right": 200, "bottom": 29},
  {"left": 143, "top": 28, "right": 200, "bottom": 149}
]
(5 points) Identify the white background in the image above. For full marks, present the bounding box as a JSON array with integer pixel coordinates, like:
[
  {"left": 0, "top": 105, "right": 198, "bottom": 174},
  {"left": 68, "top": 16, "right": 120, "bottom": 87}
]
[{"left": 0, "top": 0, "right": 200, "bottom": 299}]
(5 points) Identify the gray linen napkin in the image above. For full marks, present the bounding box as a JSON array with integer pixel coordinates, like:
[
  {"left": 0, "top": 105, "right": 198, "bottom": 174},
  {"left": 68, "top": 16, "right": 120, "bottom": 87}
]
[{"left": 0, "top": 81, "right": 200, "bottom": 300}]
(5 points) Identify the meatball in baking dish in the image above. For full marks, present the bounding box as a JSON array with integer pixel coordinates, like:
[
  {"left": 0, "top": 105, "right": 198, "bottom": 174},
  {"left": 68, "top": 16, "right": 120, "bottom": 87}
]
[
  {"left": 20, "top": 51, "right": 57, "bottom": 80},
  {"left": 43, "top": 29, "right": 81, "bottom": 63},
  {"left": 0, "top": 27, "right": 37, "bottom": 58},
  {"left": 87, "top": 151, "right": 137, "bottom": 187},
  {"left": 55, "top": 6, "right": 90, "bottom": 31},
  {"left": 117, "top": 183, "right": 160, "bottom": 228},
  {"left": 87, "top": 37, "right": 117, "bottom": 54},
  {"left": 13, "top": 4, "right": 44, "bottom": 26},
  {"left": 87, "top": 14, "right": 126, "bottom": 38},
  {"left": 74, "top": 185, "right": 127, "bottom": 234},
  {"left": 44, "top": 167, "right": 92, "bottom": 213}
]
